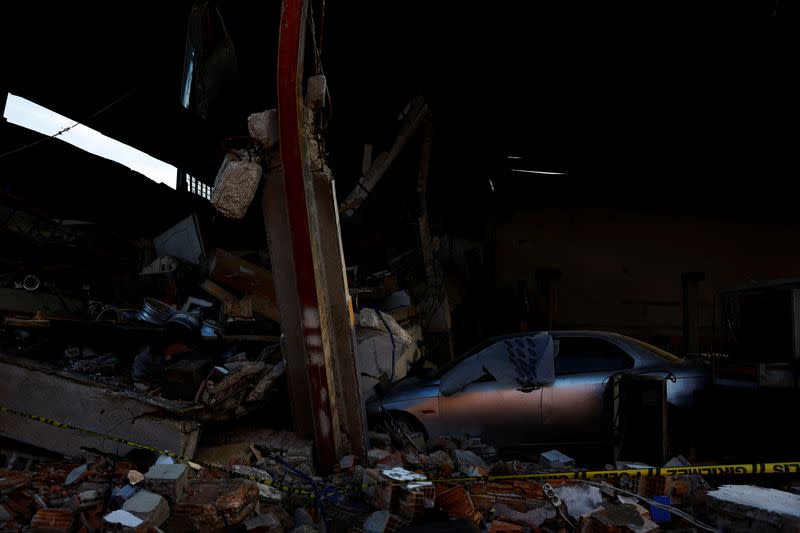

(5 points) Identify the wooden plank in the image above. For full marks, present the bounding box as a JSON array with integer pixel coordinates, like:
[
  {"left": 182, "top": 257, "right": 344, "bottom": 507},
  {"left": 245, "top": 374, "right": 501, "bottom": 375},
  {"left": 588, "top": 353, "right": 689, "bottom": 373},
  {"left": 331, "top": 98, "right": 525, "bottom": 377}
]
[
  {"left": 261, "top": 161, "right": 314, "bottom": 440},
  {"left": 310, "top": 170, "right": 366, "bottom": 458}
]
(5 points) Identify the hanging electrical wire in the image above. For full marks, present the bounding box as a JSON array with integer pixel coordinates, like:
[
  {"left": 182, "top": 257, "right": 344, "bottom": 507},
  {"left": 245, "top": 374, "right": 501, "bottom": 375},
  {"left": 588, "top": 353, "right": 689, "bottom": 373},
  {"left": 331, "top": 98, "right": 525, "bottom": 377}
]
[
  {"left": 306, "top": 0, "right": 333, "bottom": 131},
  {"left": 0, "top": 87, "right": 139, "bottom": 161},
  {"left": 574, "top": 479, "right": 721, "bottom": 533}
]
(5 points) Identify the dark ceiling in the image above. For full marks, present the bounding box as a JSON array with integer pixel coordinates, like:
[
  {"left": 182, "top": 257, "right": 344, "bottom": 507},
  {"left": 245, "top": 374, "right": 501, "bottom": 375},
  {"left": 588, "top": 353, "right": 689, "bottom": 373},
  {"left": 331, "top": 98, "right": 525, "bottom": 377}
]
[{"left": 1, "top": 1, "right": 797, "bottom": 232}]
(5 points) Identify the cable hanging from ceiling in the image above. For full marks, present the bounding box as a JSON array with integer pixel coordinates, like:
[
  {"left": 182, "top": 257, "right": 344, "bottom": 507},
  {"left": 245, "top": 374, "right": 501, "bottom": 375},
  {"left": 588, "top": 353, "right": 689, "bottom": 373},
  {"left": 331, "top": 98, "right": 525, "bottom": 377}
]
[{"left": 0, "top": 88, "right": 138, "bottom": 161}]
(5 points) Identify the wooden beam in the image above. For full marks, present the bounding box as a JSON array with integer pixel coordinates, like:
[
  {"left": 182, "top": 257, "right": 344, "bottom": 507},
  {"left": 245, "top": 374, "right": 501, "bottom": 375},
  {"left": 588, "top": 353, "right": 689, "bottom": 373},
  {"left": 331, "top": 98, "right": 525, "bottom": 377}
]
[{"left": 341, "top": 97, "right": 429, "bottom": 216}]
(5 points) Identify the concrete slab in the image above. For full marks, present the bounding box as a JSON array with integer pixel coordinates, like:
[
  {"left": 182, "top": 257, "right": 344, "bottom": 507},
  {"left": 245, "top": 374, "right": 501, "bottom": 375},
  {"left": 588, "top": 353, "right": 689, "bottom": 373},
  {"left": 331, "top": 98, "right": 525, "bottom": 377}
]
[
  {"left": 707, "top": 485, "right": 800, "bottom": 531},
  {"left": 0, "top": 354, "right": 201, "bottom": 457}
]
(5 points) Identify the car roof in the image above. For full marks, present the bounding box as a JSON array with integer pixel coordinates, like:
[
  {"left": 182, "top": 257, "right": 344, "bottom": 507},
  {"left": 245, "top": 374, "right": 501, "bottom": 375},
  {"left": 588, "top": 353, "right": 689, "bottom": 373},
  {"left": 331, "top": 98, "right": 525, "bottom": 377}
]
[{"left": 488, "top": 330, "right": 627, "bottom": 342}]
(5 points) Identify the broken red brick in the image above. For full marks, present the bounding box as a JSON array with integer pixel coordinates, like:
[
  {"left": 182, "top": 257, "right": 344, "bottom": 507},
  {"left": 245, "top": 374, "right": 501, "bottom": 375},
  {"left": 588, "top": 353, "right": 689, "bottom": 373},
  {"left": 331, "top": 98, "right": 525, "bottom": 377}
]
[
  {"left": 489, "top": 520, "right": 524, "bottom": 533},
  {"left": 170, "top": 479, "right": 259, "bottom": 532},
  {"left": 376, "top": 452, "right": 406, "bottom": 470},
  {"left": 29, "top": 508, "right": 75, "bottom": 533},
  {"left": 435, "top": 486, "right": 482, "bottom": 523}
]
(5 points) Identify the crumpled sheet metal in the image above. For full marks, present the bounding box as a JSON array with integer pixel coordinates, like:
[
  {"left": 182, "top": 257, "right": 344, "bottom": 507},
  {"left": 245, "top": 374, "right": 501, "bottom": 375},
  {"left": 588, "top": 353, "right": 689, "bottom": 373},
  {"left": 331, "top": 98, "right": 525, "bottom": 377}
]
[{"left": 440, "top": 332, "right": 557, "bottom": 396}]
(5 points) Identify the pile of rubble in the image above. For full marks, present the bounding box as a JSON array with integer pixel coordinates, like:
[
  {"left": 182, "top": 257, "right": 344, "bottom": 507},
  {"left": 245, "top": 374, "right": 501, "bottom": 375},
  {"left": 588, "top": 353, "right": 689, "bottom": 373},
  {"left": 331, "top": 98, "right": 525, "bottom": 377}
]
[{"left": 3, "top": 431, "right": 799, "bottom": 533}]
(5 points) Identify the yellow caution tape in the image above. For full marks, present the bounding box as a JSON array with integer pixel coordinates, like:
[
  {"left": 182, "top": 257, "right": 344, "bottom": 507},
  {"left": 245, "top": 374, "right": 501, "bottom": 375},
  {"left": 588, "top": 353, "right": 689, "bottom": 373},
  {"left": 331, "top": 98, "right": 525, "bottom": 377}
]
[
  {"left": 414, "top": 461, "right": 800, "bottom": 486},
  {"left": 0, "top": 405, "right": 319, "bottom": 498}
]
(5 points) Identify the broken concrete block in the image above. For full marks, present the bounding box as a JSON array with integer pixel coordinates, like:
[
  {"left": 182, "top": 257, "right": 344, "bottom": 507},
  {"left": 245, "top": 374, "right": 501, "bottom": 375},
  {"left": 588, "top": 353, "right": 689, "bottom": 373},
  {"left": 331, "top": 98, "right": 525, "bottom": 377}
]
[
  {"left": 104, "top": 509, "right": 144, "bottom": 532},
  {"left": 539, "top": 449, "right": 575, "bottom": 470},
  {"left": 376, "top": 451, "right": 406, "bottom": 469},
  {"left": 122, "top": 489, "right": 170, "bottom": 528},
  {"left": 211, "top": 158, "right": 263, "bottom": 220},
  {"left": 452, "top": 449, "right": 487, "bottom": 474},
  {"left": 578, "top": 504, "right": 658, "bottom": 533},
  {"left": 293, "top": 507, "right": 314, "bottom": 528},
  {"left": 65, "top": 464, "right": 88, "bottom": 486},
  {"left": 244, "top": 512, "right": 283, "bottom": 532},
  {"left": 291, "top": 527, "right": 317, "bottom": 533},
  {"left": 707, "top": 485, "right": 800, "bottom": 532},
  {"left": 248, "top": 109, "right": 279, "bottom": 149},
  {"left": 368, "top": 448, "right": 391, "bottom": 466},
  {"left": 555, "top": 483, "right": 603, "bottom": 521},
  {"left": 144, "top": 463, "right": 189, "bottom": 503},
  {"left": 305, "top": 75, "right": 327, "bottom": 111},
  {"left": 0, "top": 504, "right": 14, "bottom": 521},
  {"left": 261, "top": 504, "right": 295, "bottom": 531},
  {"left": 339, "top": 454, "right": 356, "bottom": 470},
  {"left": 494, "top": 502, "right": 555, "bottom": 529},
  {"left": 428, "top": 450, "right": 455, "bottom": 473},
  {"left": 306, "top": 138, "right": 324, "bottom": 172},
  {"left": 363, "top": 510, "right": 402, "bottom": 533},
  {"left": 452, "top": 448, "right": 486, "bottom": 466}
]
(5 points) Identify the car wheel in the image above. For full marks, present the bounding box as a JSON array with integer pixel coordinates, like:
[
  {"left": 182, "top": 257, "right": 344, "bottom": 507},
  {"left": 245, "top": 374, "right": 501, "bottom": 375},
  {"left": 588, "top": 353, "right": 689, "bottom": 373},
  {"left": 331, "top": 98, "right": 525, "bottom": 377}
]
[{"left": 373, "top": 411, "right": 427, "bottom": 451}]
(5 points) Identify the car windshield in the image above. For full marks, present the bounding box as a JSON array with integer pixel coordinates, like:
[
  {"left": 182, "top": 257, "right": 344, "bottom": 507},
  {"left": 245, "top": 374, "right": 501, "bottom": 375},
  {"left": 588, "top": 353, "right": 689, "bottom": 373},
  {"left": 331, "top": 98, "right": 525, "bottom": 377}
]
[
  {"left": 432, "top": 333, "right": 542, "bottom": 377},
  {"left": 623, "top": 336, "right": 682, "bottom": 362},
  {"left": 432, "top": 338, "right": 495, "bottom": 377}
]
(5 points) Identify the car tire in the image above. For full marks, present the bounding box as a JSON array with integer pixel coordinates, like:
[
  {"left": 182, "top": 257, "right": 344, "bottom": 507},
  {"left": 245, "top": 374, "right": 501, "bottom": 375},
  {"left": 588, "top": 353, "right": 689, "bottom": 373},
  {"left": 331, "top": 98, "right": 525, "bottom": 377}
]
[{"left": 374, "top": 411, "right": 427, "bottom": 451}]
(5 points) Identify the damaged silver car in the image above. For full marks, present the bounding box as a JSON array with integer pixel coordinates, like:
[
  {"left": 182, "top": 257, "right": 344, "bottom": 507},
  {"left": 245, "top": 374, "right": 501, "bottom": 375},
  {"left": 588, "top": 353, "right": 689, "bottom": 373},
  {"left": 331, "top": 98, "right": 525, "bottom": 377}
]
[{"left": 367, "top": 330, "right": 710, "bottom": 449}]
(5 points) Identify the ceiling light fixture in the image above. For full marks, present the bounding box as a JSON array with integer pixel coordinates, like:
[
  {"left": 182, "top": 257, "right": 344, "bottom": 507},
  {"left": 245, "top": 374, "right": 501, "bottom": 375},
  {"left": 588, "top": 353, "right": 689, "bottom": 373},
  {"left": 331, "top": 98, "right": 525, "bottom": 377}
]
[{"left": 510, "top": 168, "right": 568, "bottom": 176}]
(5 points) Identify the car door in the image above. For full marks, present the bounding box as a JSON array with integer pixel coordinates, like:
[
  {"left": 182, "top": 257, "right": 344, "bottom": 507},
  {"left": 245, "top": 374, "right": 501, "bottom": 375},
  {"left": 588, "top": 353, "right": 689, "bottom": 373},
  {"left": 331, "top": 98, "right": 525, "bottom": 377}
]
[
  {"left": 540, "top": 335, "right": 635, "bottom": 443},
  {"left": 438, "top": 353, "right": 544, "bottom": 448}
]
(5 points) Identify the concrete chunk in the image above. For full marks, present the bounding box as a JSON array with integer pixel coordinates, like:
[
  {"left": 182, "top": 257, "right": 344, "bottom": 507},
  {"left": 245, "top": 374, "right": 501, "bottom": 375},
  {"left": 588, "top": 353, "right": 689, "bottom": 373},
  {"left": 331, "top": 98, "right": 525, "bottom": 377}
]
[
  {"left": 578, "top": 504, "right": 658, "bottom": 533},
  {"left": 305, "top": 75, "right": 327, "bottom": 110},
  {"left": 211, "top": 158, "right": 263, "bottom": 220},
  {"left": 244, "top": 512, "right": 283, "bottom": 532},
  {"left": 144, "top": 463, "right": 189, "bottom": 504},
  {"left": 367, "top": 449, "right": 391, "bottom": 467},
  {"left": 122, "top": 489, "right": 170, "bottom": 528},
  {"left": 248, "top": 109, "right": 279, "bottom": 149},
  {"left": 65, "top": 464, "right": 88, "bottom": 486},
  {"left": 104, "top": 509, "right": 144, "bottom": 531},
  {"left": 539, "top": 449, "right": 575, "bottom": 469}
]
